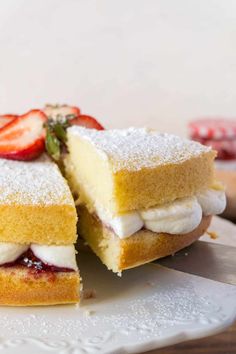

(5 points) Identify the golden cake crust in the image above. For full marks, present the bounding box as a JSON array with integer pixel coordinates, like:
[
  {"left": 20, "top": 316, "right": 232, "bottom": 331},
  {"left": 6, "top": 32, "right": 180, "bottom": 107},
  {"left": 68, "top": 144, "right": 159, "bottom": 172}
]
[
  {"left": 0, "top": 267, "right": 80, "bottom": 306},
  {"left": 77, "top": 205, "right": 211, "bottom": 273},
  {"left": 112, "top": 152, "right": 216, "bottom": 212}
]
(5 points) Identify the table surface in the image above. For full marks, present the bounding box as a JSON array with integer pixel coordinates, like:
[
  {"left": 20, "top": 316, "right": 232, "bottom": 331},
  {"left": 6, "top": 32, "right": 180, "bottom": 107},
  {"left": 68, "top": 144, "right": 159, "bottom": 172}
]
[{"left": 146, "top": 322, "right": 236, "bottom": 354}]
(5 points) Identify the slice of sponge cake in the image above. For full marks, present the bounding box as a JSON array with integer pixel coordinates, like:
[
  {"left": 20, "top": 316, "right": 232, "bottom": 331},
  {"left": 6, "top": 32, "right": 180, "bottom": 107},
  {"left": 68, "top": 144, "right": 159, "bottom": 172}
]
[
  {"left": 65, "top": 127, "right": 225, "bottom": 273},
  {"left": 0, "top": 155, "right": 80, "bottom": 306}
]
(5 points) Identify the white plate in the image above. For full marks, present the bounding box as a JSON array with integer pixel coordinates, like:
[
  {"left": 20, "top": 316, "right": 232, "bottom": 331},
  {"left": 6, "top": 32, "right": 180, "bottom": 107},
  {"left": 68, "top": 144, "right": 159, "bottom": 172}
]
[{"left": 0, "top": 247, "right": 236, "bottom": 354}]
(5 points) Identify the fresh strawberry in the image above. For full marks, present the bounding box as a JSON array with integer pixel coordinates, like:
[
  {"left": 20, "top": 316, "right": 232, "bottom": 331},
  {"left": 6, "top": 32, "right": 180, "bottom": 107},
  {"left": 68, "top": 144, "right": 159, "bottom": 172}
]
[
  {"left": 70, "top": 114, "right": 104, "bottom": 130},
  {"left": 44, "top": 104, "right": 81, "bottom": 120},
  {"left": 0, "top": 114, "right": 17, "bottom": 129},
  {"left": 0, "top": 109, "right": 47, "bottom": 161}
]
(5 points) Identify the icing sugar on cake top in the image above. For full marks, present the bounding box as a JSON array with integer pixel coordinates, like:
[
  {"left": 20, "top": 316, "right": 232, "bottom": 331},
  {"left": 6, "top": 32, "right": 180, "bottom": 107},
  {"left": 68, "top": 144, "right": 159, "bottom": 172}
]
[
  {"left": 0, "top": 155, "right": 73, "bottom": 205},
  {"left": 68, "top": 126, "right": 212, "bottom": 172}
]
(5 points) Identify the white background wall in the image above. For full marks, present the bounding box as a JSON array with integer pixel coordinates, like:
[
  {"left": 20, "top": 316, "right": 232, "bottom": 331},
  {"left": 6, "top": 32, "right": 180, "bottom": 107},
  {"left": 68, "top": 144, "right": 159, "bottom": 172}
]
[{"left": 0, "top": 0, "right": 235, "bottom": 136}]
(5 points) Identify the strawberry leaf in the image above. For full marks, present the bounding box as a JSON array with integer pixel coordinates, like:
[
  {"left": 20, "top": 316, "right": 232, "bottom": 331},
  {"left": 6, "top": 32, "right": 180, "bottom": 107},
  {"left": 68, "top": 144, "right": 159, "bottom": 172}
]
[
  {"left": 53, "top": 123, "right": 68, "bottom": 142},
  {"left": 45, "top": 128, "right": 60, "bottom": 161}
]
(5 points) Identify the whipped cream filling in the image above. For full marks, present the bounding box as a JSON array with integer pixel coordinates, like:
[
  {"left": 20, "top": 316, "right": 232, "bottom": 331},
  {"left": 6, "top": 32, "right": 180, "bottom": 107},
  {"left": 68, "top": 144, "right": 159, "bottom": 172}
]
[
  {"left": 0, "top": 243, "right": 29, "bottom": 265},
  {"left": 196, "top": 188, "right": 226, "bottom": 216},
  {"left": 0, "top": 243, "right": 77, "bottom": 270},
  {"left": 97, "top": 208, "right": 144, "bottom": 238},
  {"left": 140, "top": 196, "right": 202, "bottom": 235},
  {"left": 96, "top": 188, "right": 226, "bottom": 239},
  {"left": 31, "top": 244, "right": 78, "bottom": 271}
]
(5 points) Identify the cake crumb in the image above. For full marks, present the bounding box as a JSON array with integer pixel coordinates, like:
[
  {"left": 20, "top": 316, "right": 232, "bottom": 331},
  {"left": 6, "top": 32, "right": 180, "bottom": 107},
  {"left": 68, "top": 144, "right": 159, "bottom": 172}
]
[
  {"left": 82, "top": 289, "right": 97, "bottom": 300},
  {"left": 83, "top": 309, "right": 95, "bottom": 317},
  {"left": 206, "top": 231, "right": 218, "bottom": 240}
]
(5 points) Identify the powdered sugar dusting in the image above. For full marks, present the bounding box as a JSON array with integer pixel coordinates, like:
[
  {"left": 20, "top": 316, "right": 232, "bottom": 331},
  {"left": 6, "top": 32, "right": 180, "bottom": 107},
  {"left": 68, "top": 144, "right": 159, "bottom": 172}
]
[
  {"left": 68, "top": 127, "right": 212, "bottom": 172},
  {"left": 0, "top": 155, "right": 74, "bottom": 205}
]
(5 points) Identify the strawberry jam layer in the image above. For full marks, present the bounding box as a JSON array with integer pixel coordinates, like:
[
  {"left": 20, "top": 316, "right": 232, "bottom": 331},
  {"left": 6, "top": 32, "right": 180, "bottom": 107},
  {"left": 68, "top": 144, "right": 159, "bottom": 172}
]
[{"left": 2, "top": 249, "right": 74, "bottom": 273}]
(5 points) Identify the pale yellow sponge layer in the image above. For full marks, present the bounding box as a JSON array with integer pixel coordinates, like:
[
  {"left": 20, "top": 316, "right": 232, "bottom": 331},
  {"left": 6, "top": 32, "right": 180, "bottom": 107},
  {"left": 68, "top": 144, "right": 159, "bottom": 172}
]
[{"left": 66, "top": 127, "right": 216, "bottom": 214}]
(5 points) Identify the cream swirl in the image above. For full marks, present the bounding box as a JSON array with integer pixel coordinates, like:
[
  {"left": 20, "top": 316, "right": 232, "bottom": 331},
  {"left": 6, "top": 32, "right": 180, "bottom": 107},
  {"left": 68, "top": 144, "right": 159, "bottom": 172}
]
[
  {"left": 96, "top": 187, "right": 226, "bottom": 239},
  {"left": 0, "top": 243, "right": 28, "bottom": 265},
  {"left": 196, "top": 188, "right": 226, "bottom": 216},
  {"left": 140, "top": 196, "right": 202, "bottom": 235}
]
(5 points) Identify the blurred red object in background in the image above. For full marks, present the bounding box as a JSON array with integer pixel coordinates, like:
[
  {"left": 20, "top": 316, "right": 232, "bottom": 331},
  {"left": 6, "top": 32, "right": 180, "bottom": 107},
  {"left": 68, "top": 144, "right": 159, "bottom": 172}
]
[{"left": 189, "top": 118, "right": 236, "bottom": 160}]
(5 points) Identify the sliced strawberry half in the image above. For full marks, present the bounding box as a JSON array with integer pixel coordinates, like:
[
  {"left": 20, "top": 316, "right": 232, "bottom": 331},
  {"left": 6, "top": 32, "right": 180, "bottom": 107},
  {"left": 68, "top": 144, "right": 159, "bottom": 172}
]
[
  {"left": 44, "top": 104, "right": 81, "bottom": 120},
  {"left": 0, "top": 109, "right": 47, "bottom": 161},
  {"left": 70, "top": 114, "right": 104, "bottom": 130},
  {"left": 0, "top": 114, "right": 17, "bottom": 129}
]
